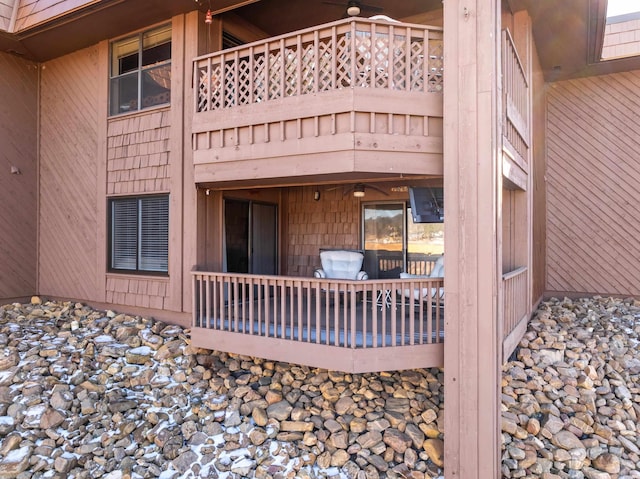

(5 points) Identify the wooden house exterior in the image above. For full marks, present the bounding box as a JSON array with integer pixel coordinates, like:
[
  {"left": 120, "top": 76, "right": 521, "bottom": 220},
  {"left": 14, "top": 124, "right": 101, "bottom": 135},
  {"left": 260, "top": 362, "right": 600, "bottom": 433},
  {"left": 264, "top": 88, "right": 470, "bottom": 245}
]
[{"left": 1, "top": 0, "right": 639, "bottom": 476}]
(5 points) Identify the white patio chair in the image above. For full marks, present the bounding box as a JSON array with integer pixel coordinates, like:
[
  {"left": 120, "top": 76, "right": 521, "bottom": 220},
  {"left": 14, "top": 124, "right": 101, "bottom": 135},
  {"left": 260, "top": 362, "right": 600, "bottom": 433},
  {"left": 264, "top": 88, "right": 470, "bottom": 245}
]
[
  {"left": 398, "top": 255, "right": 444, "bottom": 302},
  {"left": 313, "top": 250, "right": 368, "bottom": 280}
]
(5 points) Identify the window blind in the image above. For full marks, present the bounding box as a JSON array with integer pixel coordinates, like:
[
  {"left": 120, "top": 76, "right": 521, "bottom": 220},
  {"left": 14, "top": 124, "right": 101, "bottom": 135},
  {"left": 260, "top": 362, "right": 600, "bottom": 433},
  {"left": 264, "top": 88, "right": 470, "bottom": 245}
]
[
  {"left": 139, "top": 196, "right": 169, "bottom": 272},
  {"left": 110, "top": 195, "right": 169, "bottom": 273}
]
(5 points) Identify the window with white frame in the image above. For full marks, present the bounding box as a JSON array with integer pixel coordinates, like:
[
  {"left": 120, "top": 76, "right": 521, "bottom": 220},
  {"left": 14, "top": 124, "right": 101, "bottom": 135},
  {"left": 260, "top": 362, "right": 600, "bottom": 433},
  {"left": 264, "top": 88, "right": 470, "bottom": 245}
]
[
  {"left": 109, "top": 195, "right": 169, "bottom": 274},
  {"left": 110, "top": 24, "right": 171, "bottom": 116}
]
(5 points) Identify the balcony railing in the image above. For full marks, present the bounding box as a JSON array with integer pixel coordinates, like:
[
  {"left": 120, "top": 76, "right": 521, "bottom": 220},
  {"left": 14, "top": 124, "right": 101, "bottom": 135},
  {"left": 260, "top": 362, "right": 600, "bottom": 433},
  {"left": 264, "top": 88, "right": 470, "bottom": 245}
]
[
  {"left": 502, "top": 266, "right": 528, "bottom": 340},
  {"left": 194, "top": 18, "right": 443, "bottom": 113},
  {"left": 502, "top": 29, "right": 529, "bottom": 166},
  {"left": 191, "top": 272, "right": 444, "bottom": 372}
]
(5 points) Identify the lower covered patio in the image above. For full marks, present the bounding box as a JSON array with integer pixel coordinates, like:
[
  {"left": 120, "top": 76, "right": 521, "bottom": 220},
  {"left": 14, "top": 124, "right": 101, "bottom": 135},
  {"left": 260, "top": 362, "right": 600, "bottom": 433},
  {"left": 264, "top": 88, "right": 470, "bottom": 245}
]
[{"left": 192, "top": 272, "right": 444, "bottom": 373}]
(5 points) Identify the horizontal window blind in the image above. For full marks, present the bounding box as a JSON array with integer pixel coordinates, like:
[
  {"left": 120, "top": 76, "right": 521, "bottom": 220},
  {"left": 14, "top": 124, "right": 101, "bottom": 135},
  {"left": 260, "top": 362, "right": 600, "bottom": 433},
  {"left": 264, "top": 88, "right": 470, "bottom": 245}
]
[
  {"left": 110, "top": 195, "right": 169, "bottom": 274},
  {"left": 111, "top": 199, "right": 138, "bottom": 271},
  {"left": 139, "top": 196, "right": 169, "bottom": 272}
]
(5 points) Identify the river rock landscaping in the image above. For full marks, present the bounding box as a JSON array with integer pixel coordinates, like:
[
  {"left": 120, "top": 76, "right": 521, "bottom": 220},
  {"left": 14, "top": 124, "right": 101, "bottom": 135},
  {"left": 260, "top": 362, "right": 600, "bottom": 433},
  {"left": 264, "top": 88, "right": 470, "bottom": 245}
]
[
  {"left": 0, "top": 298, "right": 444, "bottom": 479},
  {"left": 502, "top": 296, "right": 640, "bottom": 479},
  {"left": 0, "top": 296, "right": 638, "bottom": 478}
]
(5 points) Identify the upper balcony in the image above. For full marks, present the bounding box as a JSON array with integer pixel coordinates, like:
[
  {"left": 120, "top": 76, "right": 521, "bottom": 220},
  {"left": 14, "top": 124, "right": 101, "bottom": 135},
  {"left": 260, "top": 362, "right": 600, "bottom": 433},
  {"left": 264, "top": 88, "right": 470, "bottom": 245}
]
[{"left": 191, "top": 18, "right": 444, "bottom": 186}]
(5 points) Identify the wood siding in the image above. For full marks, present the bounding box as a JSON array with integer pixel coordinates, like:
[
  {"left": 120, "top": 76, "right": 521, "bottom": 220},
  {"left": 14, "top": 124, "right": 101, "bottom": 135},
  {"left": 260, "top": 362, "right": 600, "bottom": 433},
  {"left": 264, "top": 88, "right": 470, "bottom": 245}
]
[
  {"left": 39, "top": 45, "right": 99, "bottom": 300},
  {"left": 284, "top": 187, "right": 360, "bottom": 277},
  {"left": 36, "top": 14, "right": 188, "bottom": 315},
  {"left": 0, "top": 52, "right": 37, "bottom": 300},
  {"left": 13, "top": 0, "right": 96, "bottom": 31},
  {"left": 104, "top": 107, "right": 173, "bottom": 310},
  {"left": 0, "top": 0, "right": 15, "bottom": 31},
  {"left": 105, "top": 275, "right": 170, "bottom": 310},
  {"left": 546, "top": 70, "right": 640, "bottom": 297},
  {"left": 107, "top": 110, "right": 171, "bottom": 195}
]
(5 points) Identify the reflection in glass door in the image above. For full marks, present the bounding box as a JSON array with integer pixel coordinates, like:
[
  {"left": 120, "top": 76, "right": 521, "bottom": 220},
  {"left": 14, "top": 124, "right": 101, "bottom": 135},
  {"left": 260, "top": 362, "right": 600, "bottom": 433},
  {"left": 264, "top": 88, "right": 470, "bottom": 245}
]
[
  {"left": 363, "top": 204, "right": 405, "bottom": 279},
  {"left": 363, "top": 203, "right": 445, "bottom": 279},
  {"left": 407, "top": 208, "right": 445, "bottom": 275}
]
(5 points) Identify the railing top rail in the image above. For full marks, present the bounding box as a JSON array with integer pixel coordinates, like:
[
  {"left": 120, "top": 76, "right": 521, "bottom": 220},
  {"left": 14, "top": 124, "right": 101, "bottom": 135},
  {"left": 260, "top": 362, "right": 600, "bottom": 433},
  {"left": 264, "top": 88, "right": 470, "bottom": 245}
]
[
  {"left": 502, "top": 265, "right": 528, "bottom": 281},
  {"left": 193, "top": 17, "right": 443, "bottom": 63},
  {"left": 192, "top": 270, "right": 444, "bottom": 283}
]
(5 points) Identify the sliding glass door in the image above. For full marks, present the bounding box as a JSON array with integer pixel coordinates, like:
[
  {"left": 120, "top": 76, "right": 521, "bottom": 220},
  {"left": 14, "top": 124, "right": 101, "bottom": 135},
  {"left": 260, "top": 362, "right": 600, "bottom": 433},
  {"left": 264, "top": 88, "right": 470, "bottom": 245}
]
[
  {"left": 363, "top": 203, "right": 444, "bottom": 279},
  {"left": 224, "top": 199, "right": 277, "bottom": 275},
  {"left": 363, "top": 204, "right": 405, "bottom": 279}
]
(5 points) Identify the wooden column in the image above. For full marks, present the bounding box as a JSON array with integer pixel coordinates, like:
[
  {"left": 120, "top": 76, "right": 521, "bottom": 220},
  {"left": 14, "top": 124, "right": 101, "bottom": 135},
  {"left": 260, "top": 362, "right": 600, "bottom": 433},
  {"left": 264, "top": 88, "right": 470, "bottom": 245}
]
[
  {"left": 443, "top": 0, "right": 502, "bottom": 478},
  {"left": 95, "top": 40, "right": 109, "bottom": 303},
  {"left": 182, "top": 10, "right": 201, "bottom": 312},
  {"left": 168, "top": 14, "right": 186, "bottom": 312}
]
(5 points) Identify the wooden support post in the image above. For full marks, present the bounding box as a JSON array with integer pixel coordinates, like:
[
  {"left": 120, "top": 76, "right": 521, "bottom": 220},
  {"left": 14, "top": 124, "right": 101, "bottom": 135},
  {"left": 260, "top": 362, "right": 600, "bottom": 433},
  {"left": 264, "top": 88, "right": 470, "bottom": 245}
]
[{"left": 443, "top": 0, "right": 502, "bottom": 478}]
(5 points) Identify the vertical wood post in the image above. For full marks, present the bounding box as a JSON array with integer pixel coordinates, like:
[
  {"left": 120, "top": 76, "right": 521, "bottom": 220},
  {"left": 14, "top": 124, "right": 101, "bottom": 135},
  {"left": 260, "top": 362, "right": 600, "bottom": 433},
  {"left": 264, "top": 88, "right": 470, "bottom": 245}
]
[{"left": 443, "top": 0, "right": 502, "bottom": 478}]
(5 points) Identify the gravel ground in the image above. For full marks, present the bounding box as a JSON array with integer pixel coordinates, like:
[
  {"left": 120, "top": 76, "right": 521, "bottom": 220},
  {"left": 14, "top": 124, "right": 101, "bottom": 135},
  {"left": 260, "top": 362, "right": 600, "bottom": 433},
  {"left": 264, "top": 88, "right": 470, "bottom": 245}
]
[
  {"left": 0, "top": 298, "right": 445, "bottom": 479},
  {"left": 2, "top": 295, "right": 638, "bottom": 479}
]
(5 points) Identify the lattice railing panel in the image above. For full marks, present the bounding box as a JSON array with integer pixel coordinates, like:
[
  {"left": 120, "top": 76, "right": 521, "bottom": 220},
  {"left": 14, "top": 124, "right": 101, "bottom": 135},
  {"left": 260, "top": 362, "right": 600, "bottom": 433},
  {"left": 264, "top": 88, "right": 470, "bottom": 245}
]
[
  {"left": 335, "top": 34, "right": 352, "bottom": 88},
  {"left": 300, "top": 44, "right": 315, "bottom": 94},
  {"left": 254, "top": 55, "right": 266, "bottom": 103},
  {"left": 195, "top": 18, "right": 444, "bottom": 112},
  {"left": 284, "top": 47, "right": 298, "bottom": 97},
  {"left": 223, "top": 60, "right": 236, "bottom": 107},
  {"left": 317, "top": 42, "right": 333, "bottom": 92},
  {"left": 372, "top": 36, "right": 390, "bottom": 89},
  {"left": 428, "top": 40, "right": 444, "bottom": 92},
  {"left": 268, "top": 52, "right": 283, "bottom": 100},
  {"left": 409, "top": 40, "right": 425, "bottom": 91},
  {"left": 237, "top": 55, "right": 252, "bottom": 106},
  {"left": 392, "top": 36, "right": 408, "bottom": 91}
]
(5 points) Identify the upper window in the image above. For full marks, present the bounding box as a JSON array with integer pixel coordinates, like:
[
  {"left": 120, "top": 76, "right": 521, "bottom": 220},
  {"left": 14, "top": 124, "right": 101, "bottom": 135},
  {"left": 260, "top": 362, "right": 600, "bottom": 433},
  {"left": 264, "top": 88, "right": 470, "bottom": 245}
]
[
  {"left": 110, "top": 24, "right": 171, "bottom": 116},
  {"left": 109, "top": 195, "right": 169, "bottom": 274}
]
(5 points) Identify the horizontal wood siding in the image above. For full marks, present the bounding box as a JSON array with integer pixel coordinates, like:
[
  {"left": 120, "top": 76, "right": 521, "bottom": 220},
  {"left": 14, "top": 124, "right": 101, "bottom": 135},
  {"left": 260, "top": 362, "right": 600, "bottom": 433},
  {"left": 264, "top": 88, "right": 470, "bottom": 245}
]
[
  {"left": 546, "top": 70, "right": 640, "bottom": 296},
  {"left": 13, "top": 0, "right": 96, "bottom": 31},
  {"left": 107, "top": 110, "right": 171, "bottom": 195},
  {"left": 0, "top": 52, "right": 37, "bottom": 300},
  {"left": 39, "top": 46, "right": 99, "bottom": 300}
]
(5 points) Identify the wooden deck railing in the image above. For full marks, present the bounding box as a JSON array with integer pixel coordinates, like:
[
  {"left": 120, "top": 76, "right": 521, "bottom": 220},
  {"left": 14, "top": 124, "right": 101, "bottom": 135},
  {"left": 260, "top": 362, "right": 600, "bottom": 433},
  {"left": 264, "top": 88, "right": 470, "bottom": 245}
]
[
  {"left": 192, "top": 272, "right": 444, "bottom": 350},
  {"left": 502, "top": 29, "right": 529, "bottom": 165},
  {"left": 502, "top": 266, "right": 528, "bottom": 340},
  {"left": 502, "top": 30, "right": 530, "bottom": 166},
  {"left": 194, "top": 18, "right": 444, "bottom": 112}
]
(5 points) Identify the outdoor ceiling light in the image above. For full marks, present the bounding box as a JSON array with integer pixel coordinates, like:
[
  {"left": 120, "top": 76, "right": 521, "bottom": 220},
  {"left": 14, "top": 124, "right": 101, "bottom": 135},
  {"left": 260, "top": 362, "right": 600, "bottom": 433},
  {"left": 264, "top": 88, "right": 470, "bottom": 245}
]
[
  {"left": 346, "top": 1, "right": 361, "bottom": 16},
  {"left": 353, "top": 184, "right": 366, "bottom": 197}
]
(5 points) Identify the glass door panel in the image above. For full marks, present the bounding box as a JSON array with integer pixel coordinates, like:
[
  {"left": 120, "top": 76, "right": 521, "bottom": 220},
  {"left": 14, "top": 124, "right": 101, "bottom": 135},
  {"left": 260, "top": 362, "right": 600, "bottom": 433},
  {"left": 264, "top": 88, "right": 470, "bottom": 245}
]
[
  {"left": 363, "top": 204, "right": 405, "bottom": 279},
  {"left": 407, "top": 208, "right": 445, "bottom": 275}
]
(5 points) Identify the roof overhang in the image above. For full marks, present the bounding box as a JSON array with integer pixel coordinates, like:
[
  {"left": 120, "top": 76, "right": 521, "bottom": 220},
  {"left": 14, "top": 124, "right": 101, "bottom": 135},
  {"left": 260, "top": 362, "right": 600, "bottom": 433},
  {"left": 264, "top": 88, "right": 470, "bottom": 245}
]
[
  {"left": 512, "top": 0, "right": 640, "bottom": 81},
  {"left": 4, "top": 0, "right": 259, "bottom": 62}
]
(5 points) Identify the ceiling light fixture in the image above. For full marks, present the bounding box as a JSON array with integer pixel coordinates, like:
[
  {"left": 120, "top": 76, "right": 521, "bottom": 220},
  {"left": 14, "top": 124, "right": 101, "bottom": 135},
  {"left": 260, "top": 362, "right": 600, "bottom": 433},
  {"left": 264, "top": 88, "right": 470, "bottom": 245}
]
[
  {"left": 353, "top": 184, "right": 365, "bottom": 197},
  {"left": 346, "top": 1, "right": 361, "bottom": 16}
]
